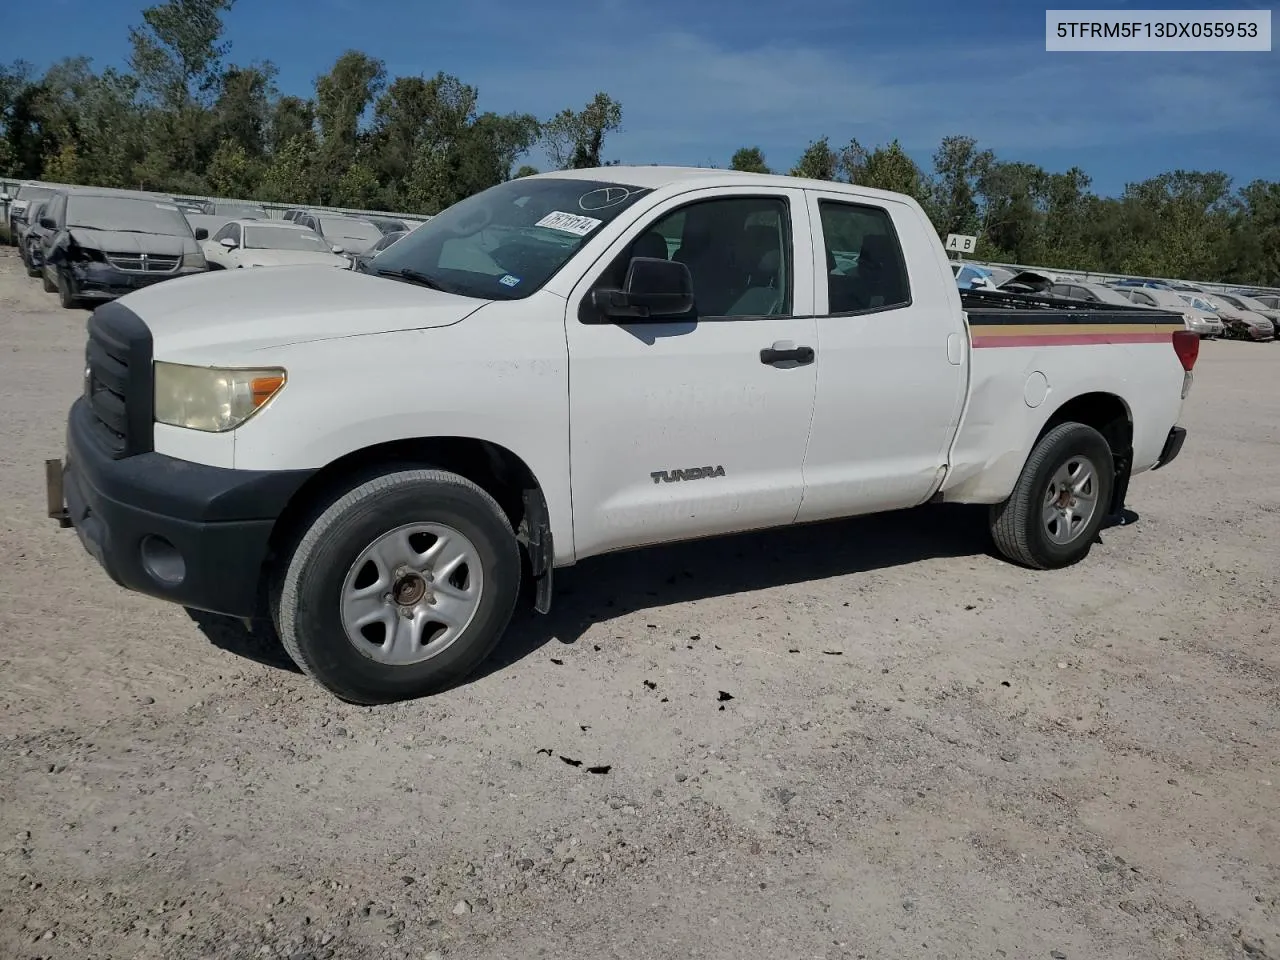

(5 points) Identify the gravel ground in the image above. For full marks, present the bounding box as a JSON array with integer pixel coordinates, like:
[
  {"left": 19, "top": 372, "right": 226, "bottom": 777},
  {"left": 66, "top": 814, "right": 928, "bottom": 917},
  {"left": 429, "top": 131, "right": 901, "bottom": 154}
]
[{"left": 1, "top": 248, "right": 1277, "bottom": 960}]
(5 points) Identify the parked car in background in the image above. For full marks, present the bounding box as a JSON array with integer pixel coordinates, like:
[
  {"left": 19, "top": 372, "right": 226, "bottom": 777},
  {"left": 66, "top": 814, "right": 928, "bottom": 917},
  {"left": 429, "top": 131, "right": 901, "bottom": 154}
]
[
  {"left": 16, "top": 199, "right": 46, "bottom": 268},
  {"left": 20, "top": 201, "right": 51, "bottom": 275},
  {"left": 1049, "top": 281, "right": 1135, "bottom": 305},
  {"left": 39, "top": 190, "right": 207, "bottom": 309},
  {"left": 172, "top": 197, "right": 212, "bottom": 216},
  {"left": 200, "top": 219, "right": 353, "bottom": 270},
  {"left": 185, "top": 212, "right": 239, "bottom": 239},
  {"left": 1190, "top": 293, "right": 1274, "bottom": 341},
  {"left": 291, "top": 212, "right": 383, "bottom": 254},
  {"left": 1113, "top": 278, "right": 1174, "bottom": 290},
  {"left": 997, "top": 270, "right": 1066, "bottom": 294},
  {"left": 365, "top": 216, "right": 410, "bottom": 235},
  {"left": 1245, "top": 293, "right": 1279, "bottom": 310},
  {"left": 209, "top": 200, "right": 269, "bottom": 220},
  {"left": 281, "top": 209, "right": 305, "bottom": 222},
  {"left": 952, "top": 262, "right": 996, "bottom": 289},
  {"left": 983, "top": 265, "right": 1017, "bottom": 288},
  {"left": 5, "top": 183, "right": 61, "bottom": 244},
  {"left": 1118, "top": 286, "right": 1224, "bottom": 337},
  {"left": 347, "top": 229, "right": 407, "bottom": 271},
  {"left": 1214, "top": 292, "right": 1280, "bottom": 337}
]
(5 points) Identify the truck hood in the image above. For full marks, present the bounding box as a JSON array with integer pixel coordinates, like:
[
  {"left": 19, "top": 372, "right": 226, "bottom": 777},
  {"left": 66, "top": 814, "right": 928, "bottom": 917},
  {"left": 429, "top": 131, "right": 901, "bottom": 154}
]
[{"left": 116, "top": 264, "right": 489, "bottom": 360}]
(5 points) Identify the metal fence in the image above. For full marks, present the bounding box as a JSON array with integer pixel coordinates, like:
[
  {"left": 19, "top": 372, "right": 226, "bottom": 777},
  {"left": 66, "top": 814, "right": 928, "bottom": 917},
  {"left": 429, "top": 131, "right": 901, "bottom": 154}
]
[{"left": 0, "top": 177, "right": 432, "bottom": 227}]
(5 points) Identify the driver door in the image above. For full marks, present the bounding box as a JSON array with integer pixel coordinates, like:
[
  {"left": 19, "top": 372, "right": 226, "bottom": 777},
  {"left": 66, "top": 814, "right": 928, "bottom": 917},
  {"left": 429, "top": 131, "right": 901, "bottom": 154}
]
[{"left": 564, "top": 186, "right": 819, "bottom": 559}]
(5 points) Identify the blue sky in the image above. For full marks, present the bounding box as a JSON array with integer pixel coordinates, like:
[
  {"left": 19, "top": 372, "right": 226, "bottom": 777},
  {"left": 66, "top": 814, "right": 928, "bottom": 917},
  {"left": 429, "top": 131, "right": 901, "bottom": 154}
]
[{"left": 8, "top": 0, "right": 1279, "bottom": 195}]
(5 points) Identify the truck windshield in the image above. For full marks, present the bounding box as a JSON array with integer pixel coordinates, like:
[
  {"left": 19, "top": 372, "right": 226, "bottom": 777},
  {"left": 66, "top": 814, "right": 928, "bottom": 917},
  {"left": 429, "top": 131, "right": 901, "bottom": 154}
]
[{"left": 368, "top": 177, "right": 652, "bottom": 300}]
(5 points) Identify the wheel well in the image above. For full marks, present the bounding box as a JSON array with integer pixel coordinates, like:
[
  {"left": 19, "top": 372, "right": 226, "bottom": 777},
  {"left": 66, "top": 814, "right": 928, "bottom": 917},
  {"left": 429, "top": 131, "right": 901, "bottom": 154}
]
[
  {"left": 1036, "top": 392, "right": 1133, "bottom": 515},
  {"left": 265, "top": 437, "right": 549, "bottom": 590},
  {"left": 1037, "top": 392, "right": 1132, "bottom": 456}
]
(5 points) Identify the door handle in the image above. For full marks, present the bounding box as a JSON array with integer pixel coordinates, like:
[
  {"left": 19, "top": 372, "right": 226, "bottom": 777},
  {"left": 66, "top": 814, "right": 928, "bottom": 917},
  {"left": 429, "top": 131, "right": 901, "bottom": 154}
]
[{"left": 760, "top": 341, "right": 815, "bottom": 367}]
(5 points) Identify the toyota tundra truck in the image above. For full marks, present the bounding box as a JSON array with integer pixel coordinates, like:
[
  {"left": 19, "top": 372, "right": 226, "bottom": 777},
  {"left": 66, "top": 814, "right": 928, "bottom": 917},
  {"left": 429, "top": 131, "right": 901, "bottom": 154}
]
[{"left": 47, "top": 167, "right": 1197, "bottom": 704}]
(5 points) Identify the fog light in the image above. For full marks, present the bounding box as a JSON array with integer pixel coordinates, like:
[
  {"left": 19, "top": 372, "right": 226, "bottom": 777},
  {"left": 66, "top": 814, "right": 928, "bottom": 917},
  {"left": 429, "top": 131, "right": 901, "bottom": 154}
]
[{"left": 140, "top": 534, "right": 185, "bottom": 586}]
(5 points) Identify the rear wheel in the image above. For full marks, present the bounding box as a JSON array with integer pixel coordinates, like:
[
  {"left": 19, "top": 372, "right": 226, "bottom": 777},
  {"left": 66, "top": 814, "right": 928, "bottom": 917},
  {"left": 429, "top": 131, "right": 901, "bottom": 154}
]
[
  {"left": 276, "top": 468, "right": 522, "bottom": 704},
  {"left": 990, "top": 422, "right": 1114, "bottom": 570}
]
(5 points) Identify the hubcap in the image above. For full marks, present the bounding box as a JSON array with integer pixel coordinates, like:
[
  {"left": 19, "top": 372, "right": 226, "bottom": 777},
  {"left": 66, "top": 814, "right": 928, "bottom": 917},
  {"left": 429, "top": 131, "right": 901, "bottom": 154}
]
[
  {"left": 1042, "top": 457, "right": 1100, "bottom": 546},
  {"left": 340, "top": 522, "right": 484, "bottom": 665}
]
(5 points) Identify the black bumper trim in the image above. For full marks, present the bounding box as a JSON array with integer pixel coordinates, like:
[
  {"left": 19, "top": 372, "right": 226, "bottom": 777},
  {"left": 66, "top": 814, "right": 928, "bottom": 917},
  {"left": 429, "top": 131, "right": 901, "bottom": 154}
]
[
  {"left": 62, "top": 397, "right": 315, "bottom": 617},
  {"left": 1153, "top": 426, "right": 1186, "bottom": 471}
]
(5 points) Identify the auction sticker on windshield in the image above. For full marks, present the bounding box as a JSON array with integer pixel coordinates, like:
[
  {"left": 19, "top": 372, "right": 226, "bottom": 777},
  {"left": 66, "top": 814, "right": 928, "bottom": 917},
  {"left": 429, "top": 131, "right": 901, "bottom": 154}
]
[{"left": 535, "top": 211, "right": 603, "bottom": 236}]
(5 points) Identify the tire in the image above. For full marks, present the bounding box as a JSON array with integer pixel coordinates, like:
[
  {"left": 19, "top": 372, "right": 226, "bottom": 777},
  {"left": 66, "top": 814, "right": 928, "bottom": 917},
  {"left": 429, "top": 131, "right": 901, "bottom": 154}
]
[
  {"left": 42, "top": 269, "right": 57, "bottom": 293},
  {"left": 277, "top": 468, "right": 522, "bottom": 704},
  {"left": 989, "top": 422, "right": 1115, "bottom": 570},
  {"left": 56, "top": 270, "right": 80, "bottom": 309}
]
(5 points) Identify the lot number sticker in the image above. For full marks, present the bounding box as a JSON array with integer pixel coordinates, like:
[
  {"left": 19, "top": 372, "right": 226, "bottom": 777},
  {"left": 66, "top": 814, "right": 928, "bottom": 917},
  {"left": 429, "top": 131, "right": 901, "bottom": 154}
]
[
  {"left": 945, "top": 233, "right": 978, "bottom": 253},
  {"left": 535, "top": 211, "right": 603, "bottom": 236}
]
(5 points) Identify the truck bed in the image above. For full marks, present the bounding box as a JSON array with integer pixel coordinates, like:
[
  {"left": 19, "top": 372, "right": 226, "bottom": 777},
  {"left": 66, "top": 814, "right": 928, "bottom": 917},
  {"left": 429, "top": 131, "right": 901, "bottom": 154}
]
[{"left": 961, "top": 289, "right": 1187, "bottom": 348}]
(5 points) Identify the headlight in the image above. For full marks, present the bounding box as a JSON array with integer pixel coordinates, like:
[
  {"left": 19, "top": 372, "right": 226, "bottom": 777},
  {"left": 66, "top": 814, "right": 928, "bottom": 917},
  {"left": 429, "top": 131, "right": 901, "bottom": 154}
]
[
  {"left": 154, "top": 362, "right": 287, "bottom": 432},
  {"left": 182, "top": 250, "right": 206, "bottom": 270}
]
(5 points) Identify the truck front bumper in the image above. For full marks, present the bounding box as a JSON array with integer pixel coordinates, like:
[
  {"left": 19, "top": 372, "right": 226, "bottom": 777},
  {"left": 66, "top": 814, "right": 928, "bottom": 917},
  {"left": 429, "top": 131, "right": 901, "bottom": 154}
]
[{"left": 50, "top": 397, "right": 314, "bottom": 618}]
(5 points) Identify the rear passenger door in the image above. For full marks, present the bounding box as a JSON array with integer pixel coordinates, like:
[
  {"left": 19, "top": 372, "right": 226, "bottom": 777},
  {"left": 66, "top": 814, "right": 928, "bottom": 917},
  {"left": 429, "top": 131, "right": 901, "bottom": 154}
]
[{"left": 795, "top": 191, "right": 967, "bottom": 522}]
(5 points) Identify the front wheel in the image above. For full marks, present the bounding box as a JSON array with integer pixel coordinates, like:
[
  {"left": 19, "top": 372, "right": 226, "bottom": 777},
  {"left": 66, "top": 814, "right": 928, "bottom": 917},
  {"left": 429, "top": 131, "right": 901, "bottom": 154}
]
[
  {"left": 989, "top": 422, "right": 1115, "bottom": 570},
  {"left": 276, "top": 469, "right": 522, "bottom": 704},
  {"left": 56, "top": 270, "right": 81, "bottom": 310}
]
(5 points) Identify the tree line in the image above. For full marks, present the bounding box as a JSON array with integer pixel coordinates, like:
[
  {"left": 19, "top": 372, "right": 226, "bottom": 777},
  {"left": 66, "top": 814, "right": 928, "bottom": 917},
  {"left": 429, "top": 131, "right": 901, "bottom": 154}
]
[{"left": 1, "top": 0, "right": 1275, "bottom": 285}]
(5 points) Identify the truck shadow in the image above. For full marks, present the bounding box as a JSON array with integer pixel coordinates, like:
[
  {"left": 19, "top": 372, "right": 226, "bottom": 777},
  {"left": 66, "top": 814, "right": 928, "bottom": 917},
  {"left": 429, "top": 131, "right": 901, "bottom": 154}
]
[
  {"left": 475, "top": 502, "right": 994, "bottom": 681},
  {"left": 190, "top": 502, "right": 1119, "bottom": 689}
]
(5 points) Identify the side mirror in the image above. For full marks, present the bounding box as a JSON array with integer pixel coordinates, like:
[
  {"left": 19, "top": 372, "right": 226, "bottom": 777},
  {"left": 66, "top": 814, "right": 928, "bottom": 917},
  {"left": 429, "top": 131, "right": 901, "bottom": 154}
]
[
  {"left": 40, "top": 217, "right": 56, "bottom": 230},
  {"left": 193, "top": 227, "right": 209, "bottom": 241},
  {"left": 331, "top": 244, "right": 344, "bottom": 255},
  {"left": 591, "top": 258, "right": 694, "bottom": 320},
  {"left": 0, "top": 193, "right": 10, "bottom": 203},
  {"left": 219, "top": 237, "right": 237, "bottom": 249}
]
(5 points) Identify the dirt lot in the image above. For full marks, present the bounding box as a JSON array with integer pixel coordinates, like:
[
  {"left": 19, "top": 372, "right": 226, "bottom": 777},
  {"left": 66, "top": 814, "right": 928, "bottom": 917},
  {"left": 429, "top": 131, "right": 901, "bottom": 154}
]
[{"left": 1, "top": 247, "right": 1277, "bottom": 960}]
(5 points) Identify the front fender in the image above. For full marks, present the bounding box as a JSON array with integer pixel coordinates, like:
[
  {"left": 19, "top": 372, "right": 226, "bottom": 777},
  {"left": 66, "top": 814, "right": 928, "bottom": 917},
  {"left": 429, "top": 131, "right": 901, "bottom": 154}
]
[{"left": 230, "top": 319, "right": 573, "bottom": 562}]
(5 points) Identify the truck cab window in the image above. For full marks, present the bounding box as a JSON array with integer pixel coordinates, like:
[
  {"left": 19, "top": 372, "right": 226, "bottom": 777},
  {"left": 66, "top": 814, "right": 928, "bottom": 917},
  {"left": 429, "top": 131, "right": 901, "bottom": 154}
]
[
  {"left": 594, "top": 196, "right": 792, "bottom": 319},
  {"left": 818, "top": 201, "right": 910, "bottom": 314}
]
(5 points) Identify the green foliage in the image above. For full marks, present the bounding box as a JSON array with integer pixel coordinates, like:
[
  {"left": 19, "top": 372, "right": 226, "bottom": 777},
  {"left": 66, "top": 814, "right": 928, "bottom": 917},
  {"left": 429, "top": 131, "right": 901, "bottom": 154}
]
[
  {"left": 205, "top": 138, "right": 258, "bottom": 197},
  {"left": 790, "top": 137, "right": 839, "bottom": 180},
  {"left": 541, "top": 93, "right": 621, "bottom": 170},
  {"left": 723, "top": 132, "right": 1277, "bottom": 285},
  {"left": 729, "top": 146, "right": 770, "bottom": 174}
]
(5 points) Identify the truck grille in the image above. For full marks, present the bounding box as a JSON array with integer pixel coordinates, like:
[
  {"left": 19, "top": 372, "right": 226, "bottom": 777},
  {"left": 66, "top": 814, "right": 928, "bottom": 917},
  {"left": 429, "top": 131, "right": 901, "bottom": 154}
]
[
  {"left": 83, "top": 303, "right": 154, "bottom": 458},
  {"left": 103, "top": 252, "right": 181, "bottom": 273}
]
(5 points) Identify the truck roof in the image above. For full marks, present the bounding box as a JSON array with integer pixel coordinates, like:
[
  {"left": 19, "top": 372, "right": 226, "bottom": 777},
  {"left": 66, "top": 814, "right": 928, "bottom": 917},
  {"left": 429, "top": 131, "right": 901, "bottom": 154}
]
[{"left": 529, "top": 165, "right": 922, "bottom": 206}]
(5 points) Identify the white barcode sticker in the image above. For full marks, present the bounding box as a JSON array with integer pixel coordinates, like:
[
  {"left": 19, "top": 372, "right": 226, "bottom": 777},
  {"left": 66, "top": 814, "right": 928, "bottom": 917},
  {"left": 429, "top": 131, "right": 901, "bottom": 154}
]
[{"left": 534, "top": 210, "right": 602, "bottom": 236}]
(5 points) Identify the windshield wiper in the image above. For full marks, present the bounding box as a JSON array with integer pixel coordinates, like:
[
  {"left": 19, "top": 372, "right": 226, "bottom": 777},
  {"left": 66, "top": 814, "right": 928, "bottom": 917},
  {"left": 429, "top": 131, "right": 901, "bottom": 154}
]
[{"left": 375, "top": 267, "right": 454, "bottom": 293}]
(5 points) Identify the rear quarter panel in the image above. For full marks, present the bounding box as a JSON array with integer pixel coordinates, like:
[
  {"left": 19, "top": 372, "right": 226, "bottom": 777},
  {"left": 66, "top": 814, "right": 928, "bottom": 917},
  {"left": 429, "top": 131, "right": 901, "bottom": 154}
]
[{"left": 941, "top": 310, "right": 1186, "bottom": 504}]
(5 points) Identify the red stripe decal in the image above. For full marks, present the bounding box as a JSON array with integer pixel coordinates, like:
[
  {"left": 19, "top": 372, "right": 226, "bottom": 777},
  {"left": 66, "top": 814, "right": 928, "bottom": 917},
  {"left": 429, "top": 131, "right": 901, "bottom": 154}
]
[{"left": 971, "top": 332, "right": 1173, "bottom": 348}]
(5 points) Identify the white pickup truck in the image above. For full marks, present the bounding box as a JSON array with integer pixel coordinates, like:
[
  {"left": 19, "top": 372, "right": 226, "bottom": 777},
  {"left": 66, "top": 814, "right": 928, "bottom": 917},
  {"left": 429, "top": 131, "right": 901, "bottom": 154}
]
[{"left": 49, "top": 167, "right": 1198, "bottom": 704}]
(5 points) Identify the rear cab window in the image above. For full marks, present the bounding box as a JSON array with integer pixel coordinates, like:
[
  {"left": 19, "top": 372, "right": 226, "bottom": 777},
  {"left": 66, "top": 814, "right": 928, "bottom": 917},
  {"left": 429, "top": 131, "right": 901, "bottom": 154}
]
[{"left": 815, "top": 200, "right": 911, "bottom": 314}]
